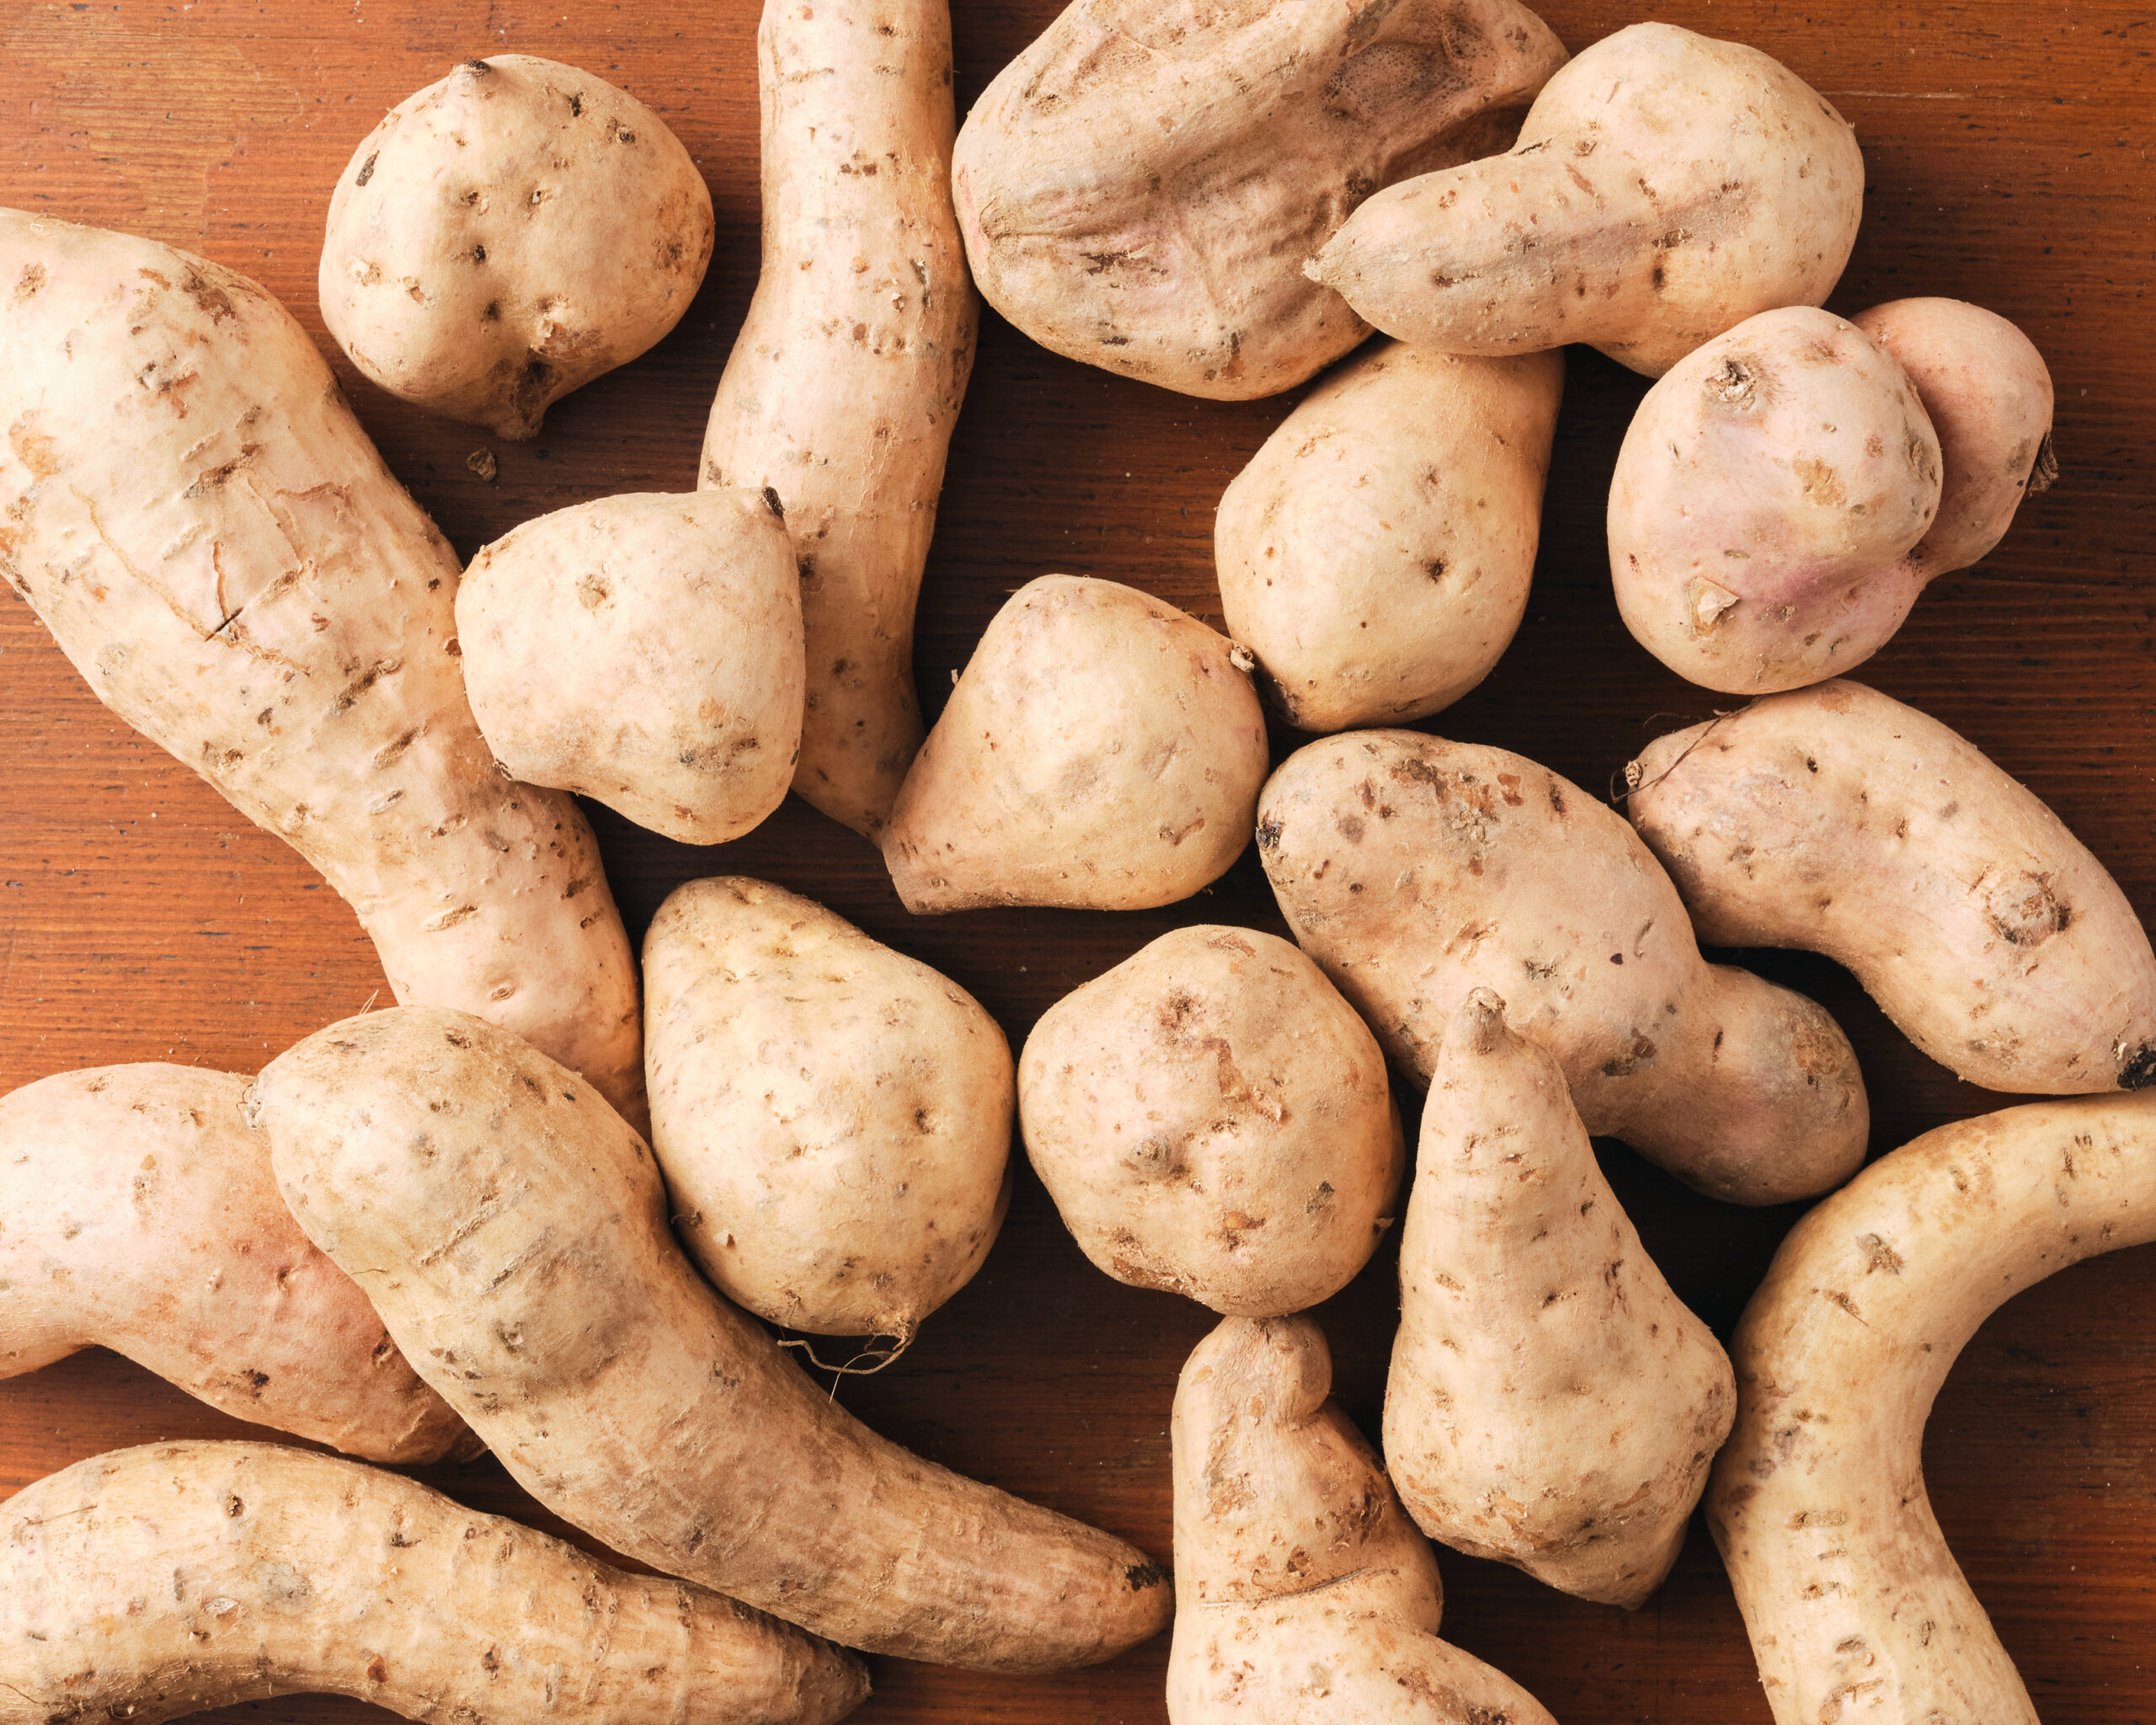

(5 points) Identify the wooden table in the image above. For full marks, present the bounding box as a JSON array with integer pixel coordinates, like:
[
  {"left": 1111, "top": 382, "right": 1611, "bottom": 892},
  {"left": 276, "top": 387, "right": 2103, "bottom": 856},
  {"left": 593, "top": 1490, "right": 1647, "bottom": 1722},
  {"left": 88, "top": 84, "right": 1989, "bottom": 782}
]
[{"left": 3, "top": 0, "right": 2152, "bottom": 1718}]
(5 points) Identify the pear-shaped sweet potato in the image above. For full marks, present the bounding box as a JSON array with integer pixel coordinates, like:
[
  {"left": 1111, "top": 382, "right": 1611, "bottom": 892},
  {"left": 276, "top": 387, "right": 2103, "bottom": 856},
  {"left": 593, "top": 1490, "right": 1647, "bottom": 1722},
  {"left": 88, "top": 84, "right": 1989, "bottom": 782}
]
[
  {"left": 1388, "top": 991, "right": 1734, "bottom": 1606},
  {"left": 1310, "top": 23, "right": 1863, "bottom": 378},
  {"left": 643, "top": 877, "right": 1013, "bottom": 1348},
  {"left": 1216, "top": 342, "right": 1562, "bottom": 731},
  {"left": 953, "top": 0, "right": 1566, "bottom": 399},
  {"left": 883, "top": 576, "right": 1268, "bottom": 914}
]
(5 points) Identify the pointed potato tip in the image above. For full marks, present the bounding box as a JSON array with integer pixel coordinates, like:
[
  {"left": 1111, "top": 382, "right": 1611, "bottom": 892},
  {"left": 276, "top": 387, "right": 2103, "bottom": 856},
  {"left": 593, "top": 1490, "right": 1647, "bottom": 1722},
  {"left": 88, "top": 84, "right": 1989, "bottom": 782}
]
[{"left": 1459, "top": 986, "right": 1508, "bottom": 1054}]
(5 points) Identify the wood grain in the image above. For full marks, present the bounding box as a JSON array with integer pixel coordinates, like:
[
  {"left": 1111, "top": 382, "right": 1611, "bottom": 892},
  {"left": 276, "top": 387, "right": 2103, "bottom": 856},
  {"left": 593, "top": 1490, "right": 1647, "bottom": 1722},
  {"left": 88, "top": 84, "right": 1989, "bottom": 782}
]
[{"left": 2, "top": 0, "right": 2153, "bottom": 1719}]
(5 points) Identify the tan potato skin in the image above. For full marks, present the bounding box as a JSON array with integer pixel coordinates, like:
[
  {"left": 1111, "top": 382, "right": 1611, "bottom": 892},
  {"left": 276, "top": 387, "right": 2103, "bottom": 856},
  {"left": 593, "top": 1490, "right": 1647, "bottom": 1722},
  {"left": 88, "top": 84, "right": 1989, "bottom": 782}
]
[
  {"left": 1257, "top": 729, "right": 1868, "bottom": 1206},
  {"left": 321, "top": 56, "right": 715, "bottom": 441},
  {"left": 952, "top": 0, "right": 1566, "bottom": 400},
  {"left": 643, "top": 877, "right": 1013, "bottom": 1343},
  {"left": 1849, "top": 297, "right": 2057, "bottom": 574},
  {"left": 1609, "top": 307, "right": 1942, "bottom": 695},
  {"left": 0, "top": 1065, "right": 470, "bottom": 1464},
  {"left": 0, "top": 1440, "right": 867, "bottom": 1725},
  {"left": 0, "top": 211, "right": 644, "bottom": 1125},
  {"left": 254, "top": 1006, "right": 1174, "bottom": 1673},
  {"left": 883, "top": 576, "right": 1269, "bottom": 914},
  {"left": 1387, "top": 991, "right": 1734, "bottom": 1607},
  {"left": 1216, "top": 344, "right": 1562, "bottom": 732},
  {"left": 1626, "top": 680, "right": 2156, "bottom": 1092},
  {"left": 457, "top": 490, "right": 805, "bottom": 846},
  {"left": 1707, "top": 1094, "right": 2156, "bottom": 1725},
  {"left": 702, "top": 0, "right": 976, "bottom": 841},
  {"left": 1018, "top": 926, "right": 1403, "bottom": 1317},
  {"left": 1167, "top": 1314, "right": 1556, "bottom": 1724},
  {"left": 1309, "top": 24, "right": 1864, "bottom": 379}
]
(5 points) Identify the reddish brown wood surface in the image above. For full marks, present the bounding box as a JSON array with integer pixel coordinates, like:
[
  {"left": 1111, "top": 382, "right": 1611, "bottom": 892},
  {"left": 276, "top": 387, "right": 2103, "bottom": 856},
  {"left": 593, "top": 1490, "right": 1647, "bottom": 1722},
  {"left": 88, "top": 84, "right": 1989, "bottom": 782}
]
[{"left": 3, "top": 0, "right": 2153, "bottom": 1719}]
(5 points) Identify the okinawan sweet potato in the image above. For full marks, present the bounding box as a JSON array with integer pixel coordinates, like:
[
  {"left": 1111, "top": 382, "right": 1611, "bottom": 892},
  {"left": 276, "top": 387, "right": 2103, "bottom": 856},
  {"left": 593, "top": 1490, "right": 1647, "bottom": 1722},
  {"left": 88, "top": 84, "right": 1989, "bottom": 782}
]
[
  {"left": 1018, "top": 926, "right": 1402, "bottom": 1316},
  {"left": 1167, "top": 1314, "right": 1557, "bottom": 1723},
  {"left": 1608, "top": 307, "right": 1942, "bottom": 693},
  {"left": 1387, "top": 991, "right": 1734, "bottom": 1607},
  {"left": 883, "top": 576, "right": 1268, "bottom": 914},
  {"left": 457, "top": 489, "right": 804, "bottom": 846},
  {"left": 643, "top": 877, "right": 1013, "bottom": 1348},
  {"left": 253, "top": 1006, "right": 1173, "bottom": 1673},
  {"left": 0, "top": 1065, "right": 470, "bottom": 1463},
  {"left": 1257, "top": 729, "right": 1868, "bottom": 1205},
  {"left": 702, "top": 0, "right": 976, "bottom": 841},
  {"left": 0, "top": 211, "right": 644, "bottom": 1124},
  {"left": 1708, "top": 1093, "right": 2156, "bottom": 1725},
  {"left": 1626, "top": 679, "right": 2156, "bottom": 1092},
  {"left": 1310, "top": 23, "right": 1864, "bottom": 378},
  {"left": 321, "top": 55, "right": 714, "bottom": 440},
  {"left": 1215, "top": 343, "right": 1562, "bottom": 732},
  {"left": 0, "top": 1439, "right": 867, "bottom": 1725},
  {"left": 953, "top": 0, "right": 1566, "bottom": 399}
]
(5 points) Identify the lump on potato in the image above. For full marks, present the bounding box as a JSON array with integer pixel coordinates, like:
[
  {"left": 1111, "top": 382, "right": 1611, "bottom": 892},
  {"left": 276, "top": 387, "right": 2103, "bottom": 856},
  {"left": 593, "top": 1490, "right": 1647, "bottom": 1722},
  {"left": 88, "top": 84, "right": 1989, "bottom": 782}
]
[
  {"left": 882, "top": 576, "right": 1268, "bottom": 914},
  {"left": 320, "top": 55, "right": 714, "bottom": 438},
  {"left": 643, "top": 878, "right": 1013, "bottom": 1350},
  {"left": 456, "top": 489, "right": 803, "bottom": 846},
  {"left": 1018, "top": 926, "right": 1402, "bottom": 1317}
]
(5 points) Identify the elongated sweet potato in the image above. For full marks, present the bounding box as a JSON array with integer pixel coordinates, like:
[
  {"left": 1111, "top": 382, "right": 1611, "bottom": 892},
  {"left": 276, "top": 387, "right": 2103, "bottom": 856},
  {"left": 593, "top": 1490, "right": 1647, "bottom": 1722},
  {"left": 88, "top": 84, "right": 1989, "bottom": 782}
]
[
  {"left": 0, "top": 211, "right": 643, "bottom": 1122},
  {"left": 0, "top": 1439, "right": 867, "bottom": 1725},
  {"left": 1709, "top": 1094, "right": 2156, "bottom": 1725},
  {"left": 1626, "top": 679, "right": 2156, "bottom": 1092},
  {"left": 702, "top": 0, "right": 976, "bottom": 841},
  {"left": 0, "top": 1065, "right": 470, "bottom": 1463},
  {"left": 254, "top": 1006, "right": 1173, "bottom": 1674},
  {"left": 1257, "top": 729, "right": 1868, "bottom": 1205}
]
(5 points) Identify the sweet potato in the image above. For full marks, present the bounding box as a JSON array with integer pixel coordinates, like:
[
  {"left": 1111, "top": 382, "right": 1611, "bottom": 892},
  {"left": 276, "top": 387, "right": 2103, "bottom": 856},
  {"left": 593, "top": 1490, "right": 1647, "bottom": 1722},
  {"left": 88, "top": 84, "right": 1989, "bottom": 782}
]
[
  {"left": 1309, "top": 24, "right": 1863, "bottom": 378},
  {"left": 1387, "top": 991, "right": 1734, "bottom": 1606},
  {"left": 1626, "top": 679, "right": 2156, "bottom": 1092},
  {"left": 1018, "top": 925, "right": 1401, "bottom": 1316},
  {"left": 1708, "top": 1094, "right": 2156, "bottom": 1725},
  {"left": 1168, "top": 1314, "right": 1556, "bottom": 1722},
  {"left": 953, "top": 0, "right": 1566, "bottom": 399},
  {"left": 254, "top": 1006, "right": 1173, "bottom": 1673},
  {"left": 320, "top": 55, "right": 714, "bottom": 439},
  {"left": 0, "top": 1064, "right": 469, "bottom": 1463},
  {"left": 0, "top": 211, "right": 643, "bottom": 1123},
  {"left": 643, "top": 877, "right": 1012, "bottom": 1348},
  {"left": 702, "top": 0, "right": 975, "bottom": 841},
  {"left": 0, "top": 1439, "right": 867, "bottom": 1725},
  {"left": 1257, "top": 729, "right": 1868, "bottom": 1205},
  {"left": 456, "top": 489, "right": 804, "bottom": 846},
  {"left": 883, "top": 576, "right": 1268, "bottom": 914},
  {"left": 1215, "top": 342, "right": 1562, "bottom": 731}
]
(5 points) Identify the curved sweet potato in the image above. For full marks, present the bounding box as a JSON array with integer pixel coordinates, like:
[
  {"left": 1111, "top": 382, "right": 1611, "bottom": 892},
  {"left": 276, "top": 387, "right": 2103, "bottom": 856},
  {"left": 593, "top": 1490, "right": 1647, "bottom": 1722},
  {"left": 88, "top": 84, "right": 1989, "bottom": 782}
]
[
  {"left": 0, "top": 1439, "right": 867, "bottom": 1725},
  {"left": 254, "top": 1006, "right": 1174, "bottom": 1674},
  {"left": 0, "top": 210, "right": 643, "bottom": 1123},
  {"left": 0, "top": 1064, "right": 470, "bottom": 1464}
]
